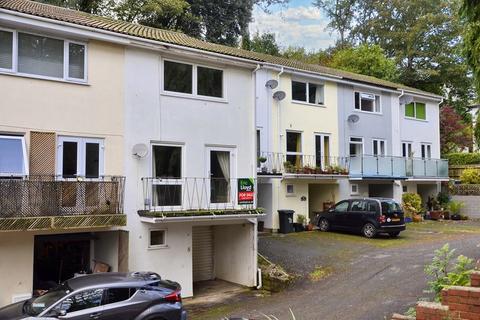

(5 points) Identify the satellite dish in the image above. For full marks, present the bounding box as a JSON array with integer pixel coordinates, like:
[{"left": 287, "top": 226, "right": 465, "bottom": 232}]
[
  {"left": 132, "top": 143, "right": 148, "bottom": 158},
  {"left": 265, "top": 79, "right": 279, "bottom": 89},
  {"left": 273, "top": 91, "right": 286, "bottom": 101},
  {"left": 347, "top": 114, "right": 360, "bottom": 123}
]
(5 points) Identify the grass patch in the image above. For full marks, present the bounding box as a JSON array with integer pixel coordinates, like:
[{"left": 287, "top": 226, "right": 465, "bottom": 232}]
[{"left": 309, "top": 266, "right": 333, "bottom": 282}]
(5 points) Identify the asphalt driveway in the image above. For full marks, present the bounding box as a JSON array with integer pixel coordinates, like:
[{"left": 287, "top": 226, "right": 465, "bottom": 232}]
[{"left": 189, "top": 220, "right": 480, "bottom": 320}]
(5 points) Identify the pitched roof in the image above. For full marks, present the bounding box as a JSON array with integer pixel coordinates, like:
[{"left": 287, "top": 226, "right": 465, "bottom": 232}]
[{"left": 0, "top": 0, "right": 441, "bottom": 98}]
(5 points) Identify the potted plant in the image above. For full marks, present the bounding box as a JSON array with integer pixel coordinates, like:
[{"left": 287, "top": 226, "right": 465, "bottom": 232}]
[
  {"left": 258, "top": 156, "right": 267, "bottom": 173},
  {"left": 449, "top": 200, "right": 465, "bottom": 220},
  {"left": 429, "top": 198, "right": 443, "bottom": 220},
  {"left": 294, "top": 214, "right": 306, "bottom": 232},
  {"left": 402, "top": 193, "right": 422, "bottom": 223},
  {"left": 283, "top": 161, "right": 294, "bottom": 173}
]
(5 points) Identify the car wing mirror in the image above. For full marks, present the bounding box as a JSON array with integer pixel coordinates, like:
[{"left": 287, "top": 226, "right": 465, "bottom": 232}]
[{"left": 328, "top": 208, "right": 335, "bottom": 213}]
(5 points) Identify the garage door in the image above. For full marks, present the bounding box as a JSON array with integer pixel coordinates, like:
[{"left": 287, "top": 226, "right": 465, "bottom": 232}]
[{"left": 192, "top": 226, "right": 214, "bottom": 282}]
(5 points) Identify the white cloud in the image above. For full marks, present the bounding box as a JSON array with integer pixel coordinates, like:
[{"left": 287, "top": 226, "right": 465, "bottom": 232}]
[{"left": 249, "top": 5, "right": 337, "bottom": 51}]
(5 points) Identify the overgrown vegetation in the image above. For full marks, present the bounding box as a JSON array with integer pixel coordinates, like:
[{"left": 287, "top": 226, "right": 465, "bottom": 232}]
[
  {"left": 460, "top": 168, "right": 480, "bottom": 184},
  {"left": 424, "top": 244, "right": 474, "bottom": 301},
  {"left": 445, "top": 153, "right": 480, "bottom": 165},
  {"left": 402, "top": 193, "right": 423, "bottom": 219}
]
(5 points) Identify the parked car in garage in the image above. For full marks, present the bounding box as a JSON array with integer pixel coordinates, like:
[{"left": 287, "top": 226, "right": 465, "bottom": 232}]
[
  {"left": 314, "top": 198, "right": 406, "bottom": 238},
  {"left": 0, "top": 272, "right": 187, "bottom": 320}
]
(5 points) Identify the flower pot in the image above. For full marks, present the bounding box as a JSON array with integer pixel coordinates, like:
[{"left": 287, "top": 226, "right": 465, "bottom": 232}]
[
  {"left": 405, "top": 217, "right": 412, "bottom": 223},
  {"left": 430, "top": 210, "right": 442, "bottom": 220},
  {"left": 443, "top": 211, "right": 450, "bottom": 220},
  {"left": 306, "top": 223, "right": 314, "bottom": 231},
  {"left": 293, "top": 223, "right": 304, "bottom": 232},
  {"left": 451, "top": 214, "right": 461, "bottom": 220},
  {"left": 413, "top": 214, "right": 423, "bottom": 222}
]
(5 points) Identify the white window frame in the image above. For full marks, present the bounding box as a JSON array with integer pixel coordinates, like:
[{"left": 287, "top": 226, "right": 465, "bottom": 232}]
[
  {"left": 354, "top": 91, "right": 381, "bottom": 113},
  {"left": 372, "top": 139, "right": 387, "bottom": 157},
  {"left": 150, "top": 143, "right": 184, "bottom": 211},
  {"left": 404, "top": 101, "right": 427, "bottom": 121},
  {"left": 0, "top": 28, "right": 88, "bottom": 83},
  {"left": 206, "top": 146, "right": 237, "bottom": 208},
  {"left": 286, "top": 184, "right": 295, "bottom": 196},
  {"left": 421, "top": 143, "right": 432, "bottom": 159},
  {"left": 0, "top": 134, "right": 28, "bottom": 176},
  {"left": 148, "top": 229, "right": 168, "bottom": 249},
  {"left": 351, "top": 183, "right": 359, "bottom": 195},
  {"left": 349, "top": 136, "right": 364, "bottom": 156},
  {"left": 402, "top": 141, "right": 413, "bottom": 158},
  {"left": 161, "top": 58, "right": 227, "bottom": 102},
  {"left": 291, "top": 79, "right": 325, "bottom": 106},
  {"left": 314, "top": 133, "right": 331, "bottom": 168},
  {"left": 286, "top": 130, "right": 303, "bottom": 165},
  {"left": 56, "top": 136, "right": 105, "bottom": 178}
]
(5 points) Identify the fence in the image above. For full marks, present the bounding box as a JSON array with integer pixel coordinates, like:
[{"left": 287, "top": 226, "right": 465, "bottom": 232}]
[
  {"left": 141, "top": 177, "right": 256, "bottom": 213},
  {"left": 449, "top": 164, "right": 480, "bottom": 180},
  {"left": 0, "top": 175, "right": 125, "bottom": 218}
]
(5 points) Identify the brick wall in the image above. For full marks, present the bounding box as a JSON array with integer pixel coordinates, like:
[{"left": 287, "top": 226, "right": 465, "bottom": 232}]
[{"left": 392, "top": 271, "right": 480, "bottom": 320}]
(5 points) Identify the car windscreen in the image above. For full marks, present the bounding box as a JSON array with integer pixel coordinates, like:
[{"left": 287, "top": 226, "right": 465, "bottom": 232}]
[
  {"left": 25, "top": 285, "right": 69, "bottom": 316},
  {"left": 381, "top": 201, "right": 402, "bottom": 214}
]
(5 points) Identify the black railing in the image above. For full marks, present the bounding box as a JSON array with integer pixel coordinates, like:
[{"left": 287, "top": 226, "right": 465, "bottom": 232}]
[{"left": 0, "top": 175, "right": 125, "bottom": 218}]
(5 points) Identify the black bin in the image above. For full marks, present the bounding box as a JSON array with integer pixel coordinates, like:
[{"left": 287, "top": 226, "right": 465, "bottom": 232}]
[{"left": 278, "top": 209, "right": 294, "bottom": 234}]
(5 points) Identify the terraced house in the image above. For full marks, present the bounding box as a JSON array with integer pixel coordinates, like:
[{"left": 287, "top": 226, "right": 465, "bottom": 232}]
[{"left": 0, "top": 0, "right": 448, "bottom": 306}]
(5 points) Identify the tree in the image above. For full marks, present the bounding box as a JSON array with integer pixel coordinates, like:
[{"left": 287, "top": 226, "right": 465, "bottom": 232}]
[
  {"left": 243, "top": 32, "right": 280, "bottom": 56},
  {"left": 36, "top": 0, "right": 107, "bottom": 14},
  {"left": 440, "top": 105, "right": 473, "bottom": 155},
  {"left": 329, "top": 44, "right": 398, "bottom": 81},
  {"left": 312, "top": 0, "right": 355, "bottom": 48},
  {"left": 474, "top": 110, "right": 480, "bottom": 150},
  {"left": 462, "top": 0, "right": 480, "bottom": 94}
]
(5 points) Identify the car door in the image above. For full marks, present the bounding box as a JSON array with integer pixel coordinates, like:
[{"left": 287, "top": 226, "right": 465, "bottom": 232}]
[
  {"left": 52, "top": 288, "right": 105, "bottom": 320},
  {"left": 330, "top": 200, "right": 350, "bottom": 229},
  {"left": 100, "top": 287, "right": 150, "bottom": 320},
  {"left": 347, "top": 200, "right": 367, "bottom": 230}
]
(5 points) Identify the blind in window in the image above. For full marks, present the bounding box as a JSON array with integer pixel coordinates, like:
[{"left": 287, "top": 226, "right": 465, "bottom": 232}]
[
  {"left": 18, "top": 32, "right": 64, "bottom": 78},
  {"left": 69, "top": 43, "right": 85, "bottom": 79},
  {"left": 0, "top": 30, "right": 13, "bottom": 70}
]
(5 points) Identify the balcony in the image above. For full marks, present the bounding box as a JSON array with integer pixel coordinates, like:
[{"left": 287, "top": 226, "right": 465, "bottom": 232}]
[
  {"left": 257, "top": 152, "right": 349, "bottom": 177},
  {"left": 0, "top": 175, "right": 126, "bottom": 231},
  {"left": 348, "top": 156, "right": 449, "bottom": 179},
  {"left": 139, "top": 177, "right": 263, "bottom": 220}
]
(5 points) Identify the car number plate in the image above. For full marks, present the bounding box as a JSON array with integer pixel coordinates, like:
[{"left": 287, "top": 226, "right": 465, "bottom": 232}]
[{"left": 391, "top": 218, "right": 400, "bottom": 222}]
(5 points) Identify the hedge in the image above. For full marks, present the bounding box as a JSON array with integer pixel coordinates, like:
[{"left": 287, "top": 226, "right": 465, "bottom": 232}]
[{"left": 445, "top": 153, "right": 480, "bottom": 165}]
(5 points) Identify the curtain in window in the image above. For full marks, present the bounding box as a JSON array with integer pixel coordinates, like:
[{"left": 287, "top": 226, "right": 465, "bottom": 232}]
[
  {"left": 216, "top": 152, "right": 230, "bottom": 181},
  {"left": 0, "top": 31, "right": 13, "bottom": 69}
]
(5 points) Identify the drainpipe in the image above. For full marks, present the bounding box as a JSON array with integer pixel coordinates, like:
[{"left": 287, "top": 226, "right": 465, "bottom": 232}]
[
  {"left": 277, "top": 67, "right": 284, "bottom": 157},
  {"left": 252, "top": 64, "right": 261, "bottom": 184},
  {"left": 256, "top": 268, "right": 262, "bottom": 289}
]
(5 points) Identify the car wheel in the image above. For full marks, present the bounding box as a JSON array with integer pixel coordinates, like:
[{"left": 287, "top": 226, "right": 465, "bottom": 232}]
[
  {"left": 362, "top": 223, "right": 377, "bottom": 238},
  {"left": 318, "top": 218, "right": 330, "bottom": 232},
  {"left": 389, "top": 231, "right": 400, "bottom": 237}
]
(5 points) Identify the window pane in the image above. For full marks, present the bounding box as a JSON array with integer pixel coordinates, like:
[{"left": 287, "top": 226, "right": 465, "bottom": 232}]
[
  {"left": 373, "top": 141, "right": 378, "bottom": 156},
  {"left": 324, "top": 136, "right": 330, "bottom": 166},
  {"left": 61, "top": 289, "right": 103, "bottom": 313},
  {"left": 197, "top": 66, "right": 223, "bottom": 97},
  {"left": 85, "top": 143, "right": 100, "bottom": 178},
  {"left": 0, "top": 137, "right": 24, "bottom": 175},
  {"left": 18, "top": 33, "right": 64, "bottom": 78},
  {"left": 62, "top": 142, "right": 77, "bottom": 178},
  {"left": 416, "top": 102, "right": 426, "bottom": 119},
  {"left": 0, "top": 30, "right": 13, "bottom": 69},
  {"left": 105, "top": 288, "right": 136, "bottom": 305},
  {"left": 69, "top": 43, "right": 85, "bottom": 79},
  {"left": 286, "top": 132, "right": 301, "bottom": 153},
  {"left": 308, "top": 83, "right": 324, "bottom": 104},
  {"left": 405, "top": 103, "right": 415, "bottom": 117},
  {"left": 335, "top": 201, "right": 349, "bottom": 212},
  {"left": 164, "top": 61, "right": 192, "bottom": 94},
  {"left": 354, "top": 92, "right": 360, "bottom": 109},
  {"left": 152, "top": 146, "right": 181, "bottom": 178},
  {"left": 361, "top": 97, "right": 374, "bottom": 112},
  {"left": 375, "top": 95, "right": 381, "bottom": 112},
  {"left": 315, "top": 135, "right": 321, "bottom": 167},
  {"left": 351, "top": 200, "right": 366, "bottom": 211},
  {"left": 150, "top": 230, "right": 165, "bottom": 246},
  {"left": 292, "top": 81, "right": 306, "bottom": 101},
  {"left": 153, "top": 185, "right": 181, "bottom": 206}
]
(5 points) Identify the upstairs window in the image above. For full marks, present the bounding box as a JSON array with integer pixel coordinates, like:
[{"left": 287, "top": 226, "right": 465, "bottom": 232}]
[
  {"left": 421, "top": 143, "right": 432, "bottom": 159},
  {"left": 405, "top": 102, "right": 426, "bottom": 120},
  {"left": 292, "top": 80, "right": 324, "bottom": 105},
  {"left": 163, "top": 60, "right": 224, "bottom": 98},
  {"left": 0, "top": 29, "right": 87, "bottom": 82},
  {"left": 355, "top": 92, "right": 381, "bottom": 113},
  {"left": 372, "top": 139, "right": 386, "bottom": 156},
  {"left": 0, "top": 135, "right": 27, "bottom": 176}
]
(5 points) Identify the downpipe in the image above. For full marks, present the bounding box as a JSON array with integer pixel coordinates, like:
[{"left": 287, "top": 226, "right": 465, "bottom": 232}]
[{"left": 256, "top": 268, "right": 262, "bottom": 289}]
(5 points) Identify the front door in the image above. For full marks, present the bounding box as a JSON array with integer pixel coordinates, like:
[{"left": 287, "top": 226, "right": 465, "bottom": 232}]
[{"left": 207, "top": 148, "right": 234, "bottom": 207}]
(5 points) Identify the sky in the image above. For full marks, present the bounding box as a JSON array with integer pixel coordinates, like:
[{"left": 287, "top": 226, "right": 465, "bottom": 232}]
[{"left": 249, "top": 0, "right": 338, "bottom": 52}]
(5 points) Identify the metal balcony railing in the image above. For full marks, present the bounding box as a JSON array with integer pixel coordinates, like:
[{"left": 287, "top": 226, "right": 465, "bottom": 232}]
[
  {"left": 0, "top": 175, "right": 125, "bottom": 218},
  {"left": 348, "top": 155, "right": 449, "bottom": 178},
  {"left": 257, "top": 152, "right": 349, "bottom": 175},
  {"left": 141, "top": 177, "right": 257, "bottom": 213}
]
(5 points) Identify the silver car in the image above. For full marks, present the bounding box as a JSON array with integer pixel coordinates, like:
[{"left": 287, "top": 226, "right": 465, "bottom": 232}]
[{"left": 0, "top": 272, "right": 187, "bottom": 320}]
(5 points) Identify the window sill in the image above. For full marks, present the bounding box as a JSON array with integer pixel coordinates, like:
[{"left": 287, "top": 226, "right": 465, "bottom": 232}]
[
  {"left": 404, "top": 116, "right": 428, "bottom": 122},
  {"left": 161, "top": 91, "right": 228, "bottom": 104},
  {"left": 148, "top": 245, "right": 169, "bottom": 250},
  {"left": 353, "top": 109, "right": 383, "bottom": 116},
  {"left": 291, "top": 100, "right": 326, "bottom": 108},
  {"left": 0, "top": 70, "right": 89, "bottom": 86}
]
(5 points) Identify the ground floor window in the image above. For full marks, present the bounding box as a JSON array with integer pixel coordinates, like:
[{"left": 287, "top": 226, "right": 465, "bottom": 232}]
[
  {"left": 149, "top": 229, "right": 167, "bottom": 248},
  {"left": 152, "top": 144, "right": 182, "bottom": 207},
  {"left": 0, "top": 135, "right": 27, "bottom": 176}
]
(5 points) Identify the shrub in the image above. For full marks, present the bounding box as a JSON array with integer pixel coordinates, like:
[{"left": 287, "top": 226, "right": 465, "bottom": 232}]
[
  {"left": 402, "top": 193, "right": 422, "bottom": 218},
  {"left": 436, "top": 191, "right": 450, "bottom": 206},
  {"left": 460, "top": 168, "right": 480, "bottom": 184},
  {"left": 424, "top": 244, "right": 474, "bottom": 301},
  {"left": 446, "top": 152, "right": 480, "bottom": 165},
  {"left": 448, "top": 200, "right": 465, "bottom": 215}
]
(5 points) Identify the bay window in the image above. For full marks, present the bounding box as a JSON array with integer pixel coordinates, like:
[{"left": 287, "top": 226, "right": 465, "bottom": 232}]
[{"left": 0, "top": 28, "right": 87, "bottom": 82}]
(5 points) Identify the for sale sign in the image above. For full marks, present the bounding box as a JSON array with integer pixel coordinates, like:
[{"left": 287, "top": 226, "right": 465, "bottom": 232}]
[{"left": 238, "top": 178, "right": 255, "bottom": 205}]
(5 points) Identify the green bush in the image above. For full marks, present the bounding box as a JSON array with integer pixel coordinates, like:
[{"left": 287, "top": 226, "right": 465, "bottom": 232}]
[
  {"left": 448, "top": 200, "right": 465, "bottom": 215},
  {"left": 424, "top": 244, "right": 474, "bottom": 301},
  {"left": 460, "top": 168, "right": 480, "bottom": 184},
  {"left": 402, "top": 193, "right": 422, "bottom": 218},
  {"left": 446, "top": 153, "right": 480, "bottom": 165}
]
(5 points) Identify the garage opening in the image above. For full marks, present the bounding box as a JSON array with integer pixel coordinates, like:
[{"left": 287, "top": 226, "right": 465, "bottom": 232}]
[
  {"left": 368, "top": 183, "right": 393, "bottom": 198},
  {"left": 192, "top": 226, "right": 215, "bottom": 283},
  {"left": 33, "top": 231, "right": 126, "bottom": 293}
]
